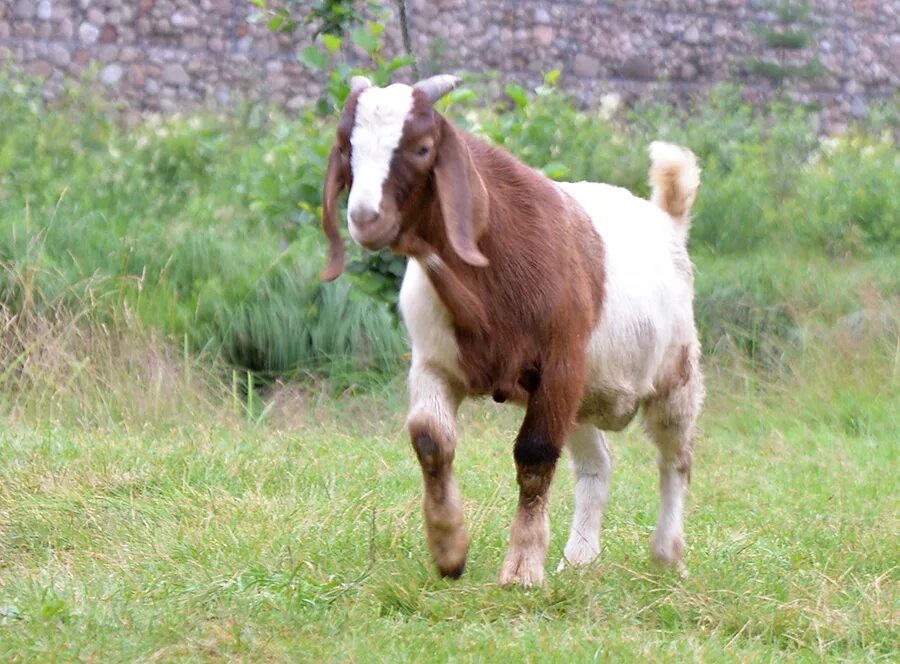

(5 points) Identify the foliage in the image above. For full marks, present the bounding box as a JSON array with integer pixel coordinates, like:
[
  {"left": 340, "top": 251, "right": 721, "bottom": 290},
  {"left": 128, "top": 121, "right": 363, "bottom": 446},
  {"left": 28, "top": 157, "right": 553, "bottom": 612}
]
[
  {"left": 248, "top": 0, "right": 373, "bottom": 36},
  {"left": 474, "top": 80, "right": 898, "bottom": 259},
  {"left": 299, "top": 12, "right": 416, "bottom": 117},
  {"left": 0, "top": 71, "right": 405, "bottom": 384}
]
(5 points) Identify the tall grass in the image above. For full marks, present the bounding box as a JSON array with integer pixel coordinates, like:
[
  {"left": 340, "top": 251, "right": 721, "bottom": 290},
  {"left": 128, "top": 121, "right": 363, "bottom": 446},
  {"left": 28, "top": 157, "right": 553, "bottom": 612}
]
[
  {"left": 0, "top": 271, "right": 229, "bottom": 428},
  {"left": 0, "top": 73, "right": 404, "bottom": 385}
]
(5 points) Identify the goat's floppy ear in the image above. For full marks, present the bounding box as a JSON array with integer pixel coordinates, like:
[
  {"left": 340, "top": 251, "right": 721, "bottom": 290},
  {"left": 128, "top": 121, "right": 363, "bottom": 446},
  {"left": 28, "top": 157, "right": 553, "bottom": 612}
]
[
  {"left": 321, "top": 144, "right": 347, "bottom": 281},
  {"left": 433, "top": 118, "right": 489, "bottom": 267}
]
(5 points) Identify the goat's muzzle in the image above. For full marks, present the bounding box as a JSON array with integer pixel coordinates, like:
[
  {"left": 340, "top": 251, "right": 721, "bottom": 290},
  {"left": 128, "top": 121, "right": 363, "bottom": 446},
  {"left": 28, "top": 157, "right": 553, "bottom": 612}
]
[{"left": 349, "top": 206, "right": 399, "bottom": 251}]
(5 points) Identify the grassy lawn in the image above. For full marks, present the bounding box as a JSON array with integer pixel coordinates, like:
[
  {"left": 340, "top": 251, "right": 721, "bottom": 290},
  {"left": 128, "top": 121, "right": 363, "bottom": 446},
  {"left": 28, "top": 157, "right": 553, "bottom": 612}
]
[
  {"left": 1, "top": 75, "right": 898, "bottom": 661},
  {"left": 1, "top": 354, "right": 897, "bottom": 661}
]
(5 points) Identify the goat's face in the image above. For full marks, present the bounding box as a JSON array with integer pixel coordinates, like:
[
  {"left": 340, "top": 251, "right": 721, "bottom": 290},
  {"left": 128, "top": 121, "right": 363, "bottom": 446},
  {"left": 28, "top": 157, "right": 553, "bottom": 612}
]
[
  {"left": 321, "top": 75, "right": 488, "bottom": 281},
  {"left": 344, "top": 82, "right": 434, "bottom": 250}
]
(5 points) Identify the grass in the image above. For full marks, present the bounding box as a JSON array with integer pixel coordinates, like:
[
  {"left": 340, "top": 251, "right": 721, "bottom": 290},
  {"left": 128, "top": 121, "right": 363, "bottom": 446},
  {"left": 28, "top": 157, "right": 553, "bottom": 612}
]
[
  {"left": 1, "top": 70, "right": 898, "bottom": 661},
  {"left": 1, "top": 312, "right": 897, "bottom": 661}
]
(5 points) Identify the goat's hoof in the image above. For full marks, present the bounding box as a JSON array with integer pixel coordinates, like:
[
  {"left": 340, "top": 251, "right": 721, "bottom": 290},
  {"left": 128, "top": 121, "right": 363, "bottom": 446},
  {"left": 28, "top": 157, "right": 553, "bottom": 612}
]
[
  {"left": 437, "top": 558, "right": 466, "bottom": 579},
  {"left": 499, "top": 553, "right": 545, "bottom": 588},
  {"left": 651, "top": 532, "right": 687, "bottom": 576},
  {"left": 557, "top": 540, "right": 600, "bottom": 571},
  {"left": 652, "top": 557, "right": 689, "bottom": 578},
  {"left": 430, "top": 529, "right": 469, "bottom": 580}
]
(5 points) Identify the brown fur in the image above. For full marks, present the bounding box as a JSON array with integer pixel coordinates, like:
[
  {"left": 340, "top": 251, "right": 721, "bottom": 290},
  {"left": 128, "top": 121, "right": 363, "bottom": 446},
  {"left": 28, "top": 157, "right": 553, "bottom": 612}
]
[
  {"left": 658, "top": 170, "right": 687, "bottom": 220},
  {"left": 320, "top": 90, "right": 361, "bottom": 280},
  {"left": 392, "top": 118, "right": 605, "bottom": 417}
]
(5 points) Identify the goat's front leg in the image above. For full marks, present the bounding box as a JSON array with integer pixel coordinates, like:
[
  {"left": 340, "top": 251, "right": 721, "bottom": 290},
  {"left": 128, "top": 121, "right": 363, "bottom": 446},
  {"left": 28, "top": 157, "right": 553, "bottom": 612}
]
[
  {"left": 500, "top": 360, "right": 585, "bottom": 587},
  {"left": 407, "top": 363, "right": 469, "bottom": 578}
]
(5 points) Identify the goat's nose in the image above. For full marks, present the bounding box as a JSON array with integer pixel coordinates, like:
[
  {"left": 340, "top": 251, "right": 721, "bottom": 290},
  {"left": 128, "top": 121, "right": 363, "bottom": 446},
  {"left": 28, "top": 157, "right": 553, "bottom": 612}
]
[{"left": 350, "top": 206, "right": 380, "bottom": 229}]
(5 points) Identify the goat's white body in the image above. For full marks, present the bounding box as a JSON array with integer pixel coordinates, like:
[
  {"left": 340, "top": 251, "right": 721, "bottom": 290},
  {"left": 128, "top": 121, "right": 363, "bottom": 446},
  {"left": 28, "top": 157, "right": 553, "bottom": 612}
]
[
  {"left": 558, "top": 181, "right": 698, "bottom": 429},
  {"left": 400, "top": 180, "right": 697, "bottom": 425}
]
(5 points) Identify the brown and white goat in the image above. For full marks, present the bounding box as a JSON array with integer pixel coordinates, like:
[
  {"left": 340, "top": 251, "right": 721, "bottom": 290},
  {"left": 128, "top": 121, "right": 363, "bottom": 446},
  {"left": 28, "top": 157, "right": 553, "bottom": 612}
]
[{"left": 321, "top": 75, "right": 704, "bottom": 586}]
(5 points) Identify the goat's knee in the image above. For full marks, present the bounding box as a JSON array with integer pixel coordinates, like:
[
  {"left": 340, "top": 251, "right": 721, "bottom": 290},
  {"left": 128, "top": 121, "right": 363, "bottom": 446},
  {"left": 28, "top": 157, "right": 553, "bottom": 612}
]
[
  {"left": 513, "top": 429, "right": 561, "bottom": 479},
  {"left": 410, "top": 426, "right": 444, "bottom": 476}
]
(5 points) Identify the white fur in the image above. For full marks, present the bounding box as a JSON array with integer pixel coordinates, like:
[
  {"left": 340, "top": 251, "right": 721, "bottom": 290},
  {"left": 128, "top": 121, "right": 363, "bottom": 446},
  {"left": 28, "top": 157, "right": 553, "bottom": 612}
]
[
  {"left": 557, "top": 181, "right": 696, "bottom": 419},
  {"left": 649, "top": 142, "right": 700, "bottom": 206},
  {"left": 559, "top": 424, "right": 612, "bottom": 569},
  {"left": 347, "top": 84, "right": 414, "bottom": 243},
  {"left": 648, "top": 140, "right": 701, "bottom": 233},
  {"left": 652, "top": 458, "right": 688, "bottom": 567},
  {"left": 399, "top": 259, "right": 466, "bottom": 389}
]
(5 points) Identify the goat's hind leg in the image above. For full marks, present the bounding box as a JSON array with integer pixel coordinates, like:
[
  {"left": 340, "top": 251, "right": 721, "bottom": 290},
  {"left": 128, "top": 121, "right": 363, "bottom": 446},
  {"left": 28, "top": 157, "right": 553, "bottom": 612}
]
[
  {"left": 642, "top": 371, "right": 703, "bottom": 573},
  {"left": 559, "top": 423, "right": 612, "bottom": 570},
  {"left": 407, "top": 365, "right": 469, "bottom": 578}
]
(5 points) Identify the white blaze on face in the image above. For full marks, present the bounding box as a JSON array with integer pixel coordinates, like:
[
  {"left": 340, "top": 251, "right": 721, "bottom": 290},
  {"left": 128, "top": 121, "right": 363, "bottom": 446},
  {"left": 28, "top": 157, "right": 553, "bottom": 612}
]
[{"left": 347, "top": 84, "right": 414, "bottom": 242}]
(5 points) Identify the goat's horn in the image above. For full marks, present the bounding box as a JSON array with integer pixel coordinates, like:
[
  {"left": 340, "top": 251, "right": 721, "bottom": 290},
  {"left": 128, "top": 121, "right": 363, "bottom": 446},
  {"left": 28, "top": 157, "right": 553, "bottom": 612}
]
[
  {"left": 414, "top": 75, "right": 462, "bottom": 104},
  {"left": 349, "top": 76, "right": 373, "bottom": 94}
]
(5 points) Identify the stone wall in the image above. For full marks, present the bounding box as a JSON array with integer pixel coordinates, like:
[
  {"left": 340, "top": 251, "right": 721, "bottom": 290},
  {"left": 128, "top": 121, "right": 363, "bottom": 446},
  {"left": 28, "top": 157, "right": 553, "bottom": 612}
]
[{"left": 1, "top": 1, "right": 897, "bottom": 129}]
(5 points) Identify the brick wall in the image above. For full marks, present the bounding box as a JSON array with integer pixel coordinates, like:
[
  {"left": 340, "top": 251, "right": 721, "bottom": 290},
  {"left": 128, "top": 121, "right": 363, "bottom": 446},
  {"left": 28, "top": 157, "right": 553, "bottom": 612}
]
[{"left": 1, "top": 1, "right": 896, "bottom": 129}]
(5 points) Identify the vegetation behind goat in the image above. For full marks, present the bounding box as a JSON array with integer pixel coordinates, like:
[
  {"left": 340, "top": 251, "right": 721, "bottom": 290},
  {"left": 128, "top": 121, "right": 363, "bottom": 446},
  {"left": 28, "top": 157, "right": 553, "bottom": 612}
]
[{"left": 0, "top": 72, "right": 897, "bottom": 389}]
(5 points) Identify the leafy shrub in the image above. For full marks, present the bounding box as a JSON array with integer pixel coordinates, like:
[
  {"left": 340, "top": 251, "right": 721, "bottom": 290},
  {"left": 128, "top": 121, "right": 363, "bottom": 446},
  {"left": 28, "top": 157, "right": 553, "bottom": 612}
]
[{"left": 791, "top": 137, "right": 900, "bottom": 255}]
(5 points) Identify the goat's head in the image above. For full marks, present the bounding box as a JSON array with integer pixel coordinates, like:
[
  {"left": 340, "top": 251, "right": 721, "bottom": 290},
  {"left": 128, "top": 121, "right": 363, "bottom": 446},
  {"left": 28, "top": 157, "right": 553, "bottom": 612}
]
[{"left": 321, "top": 74, "right": 489, "bottom": 280}]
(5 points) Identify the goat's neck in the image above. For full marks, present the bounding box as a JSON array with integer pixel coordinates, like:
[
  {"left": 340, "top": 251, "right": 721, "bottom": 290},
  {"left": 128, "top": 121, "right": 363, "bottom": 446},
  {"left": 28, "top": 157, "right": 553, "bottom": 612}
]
[{"left": 393, "top": 203, "right": 490, "bottom": 336}]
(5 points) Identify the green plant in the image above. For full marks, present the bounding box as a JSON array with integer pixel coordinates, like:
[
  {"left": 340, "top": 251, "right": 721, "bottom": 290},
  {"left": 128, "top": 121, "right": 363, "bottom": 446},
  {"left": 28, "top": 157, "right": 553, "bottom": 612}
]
[
  {"left": 0, "top": 72, "right": 406, "bottom": 385},
  {"left": 300, "top": 17, "right": 416, "bottom": 116},
  {"left": 2, "top": 68, "right": 897, "bottom": 383},
  {"left": 248, "top": 0, "right": 371, "bottom": 36},
  {"left": 792, "top": 136, "right": 900, "bottom": 255}
]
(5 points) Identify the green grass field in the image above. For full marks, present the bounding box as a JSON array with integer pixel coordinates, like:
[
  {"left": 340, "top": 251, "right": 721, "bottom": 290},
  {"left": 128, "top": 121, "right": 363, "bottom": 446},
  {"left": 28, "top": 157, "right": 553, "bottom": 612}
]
[
  {"left": 1, "top": 323, "right": 897, "bottom": 661},
  {"left": 1, "top": 73, "right": 898, "bottom": 661}
]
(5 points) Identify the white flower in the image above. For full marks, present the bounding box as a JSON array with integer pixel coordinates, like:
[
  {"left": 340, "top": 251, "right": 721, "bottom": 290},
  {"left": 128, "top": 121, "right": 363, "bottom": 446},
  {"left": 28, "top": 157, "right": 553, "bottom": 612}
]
[{"left": 599, "top": 93, "right": 622, "bottom": 121}]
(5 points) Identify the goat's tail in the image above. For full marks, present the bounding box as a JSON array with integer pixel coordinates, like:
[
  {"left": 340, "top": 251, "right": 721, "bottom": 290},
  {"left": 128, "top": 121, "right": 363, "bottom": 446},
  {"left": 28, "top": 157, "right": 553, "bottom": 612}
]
[{"left": 648, "top": 141, "right": 701, "bottom": 234}]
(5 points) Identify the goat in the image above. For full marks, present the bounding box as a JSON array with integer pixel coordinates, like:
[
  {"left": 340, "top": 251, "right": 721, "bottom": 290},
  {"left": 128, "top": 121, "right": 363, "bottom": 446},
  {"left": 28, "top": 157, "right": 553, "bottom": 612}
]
[{"left": 321, "top": 74, "right": 704, "bottom": 586}]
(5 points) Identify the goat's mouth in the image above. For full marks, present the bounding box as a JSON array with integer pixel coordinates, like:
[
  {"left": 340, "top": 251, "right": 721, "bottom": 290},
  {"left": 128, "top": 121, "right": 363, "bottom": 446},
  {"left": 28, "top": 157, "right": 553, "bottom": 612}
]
[{"left": 348, "top": 218, "right": 400, "bottom": 252}]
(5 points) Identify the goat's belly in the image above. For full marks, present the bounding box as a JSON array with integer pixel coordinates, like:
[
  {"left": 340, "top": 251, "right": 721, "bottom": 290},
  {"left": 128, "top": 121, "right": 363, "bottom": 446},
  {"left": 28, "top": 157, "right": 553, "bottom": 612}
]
[{"left": 578, "top": 389, "right": 639, "bottom": 431}]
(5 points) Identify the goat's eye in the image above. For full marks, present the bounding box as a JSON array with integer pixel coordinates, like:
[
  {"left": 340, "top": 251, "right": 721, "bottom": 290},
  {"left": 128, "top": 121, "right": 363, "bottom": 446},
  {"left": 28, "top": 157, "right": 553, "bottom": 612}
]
[{"left": 416, "top": 145, "right": 431, "bottom": 157}]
